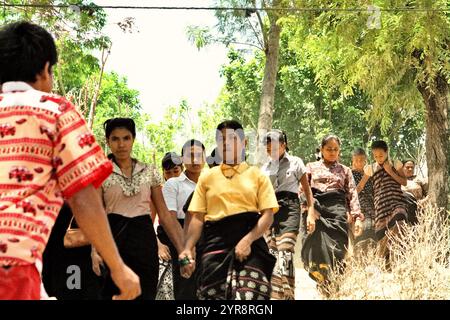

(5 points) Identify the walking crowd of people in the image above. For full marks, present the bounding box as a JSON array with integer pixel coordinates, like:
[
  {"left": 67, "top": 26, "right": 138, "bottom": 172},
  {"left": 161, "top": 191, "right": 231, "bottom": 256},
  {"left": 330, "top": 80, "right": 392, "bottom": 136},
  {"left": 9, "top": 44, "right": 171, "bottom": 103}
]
[{"left": 0, "top": 21, "right": 428, "bottom": 300}]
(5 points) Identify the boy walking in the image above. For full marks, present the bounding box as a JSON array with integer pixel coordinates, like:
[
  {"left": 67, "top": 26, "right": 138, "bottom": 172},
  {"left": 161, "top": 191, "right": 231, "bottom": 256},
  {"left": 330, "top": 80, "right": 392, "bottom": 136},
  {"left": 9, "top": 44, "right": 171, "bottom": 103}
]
[{"left": 0, "top": 21, "right": 140, "bottom": 300}]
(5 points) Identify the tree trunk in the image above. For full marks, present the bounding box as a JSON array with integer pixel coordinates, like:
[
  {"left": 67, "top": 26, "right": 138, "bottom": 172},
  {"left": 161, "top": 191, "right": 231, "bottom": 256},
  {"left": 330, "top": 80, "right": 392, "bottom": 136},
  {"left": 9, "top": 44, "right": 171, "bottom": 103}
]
[
  {"left": 417, "top": 73, "right": 449, "bottom": 212},
  {"left": 87, "top": 47, "right": 109, "bottom": 129},
  {"left": 254, "top": 18, "right": 282, "bottom": 166}
]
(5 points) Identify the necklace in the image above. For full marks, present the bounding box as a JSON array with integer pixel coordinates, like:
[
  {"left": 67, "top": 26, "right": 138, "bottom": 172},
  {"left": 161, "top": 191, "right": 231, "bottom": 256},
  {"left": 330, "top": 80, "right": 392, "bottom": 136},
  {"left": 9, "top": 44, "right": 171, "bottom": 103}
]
[
  {"left": 120, "top": 161, "right": 135, "bottom": 186},
  {"left": 221, "top": 164, "right": 239, "bottom": 179},
  {"left": 323, "top": 160, "right": 337, "bottom": 168}
]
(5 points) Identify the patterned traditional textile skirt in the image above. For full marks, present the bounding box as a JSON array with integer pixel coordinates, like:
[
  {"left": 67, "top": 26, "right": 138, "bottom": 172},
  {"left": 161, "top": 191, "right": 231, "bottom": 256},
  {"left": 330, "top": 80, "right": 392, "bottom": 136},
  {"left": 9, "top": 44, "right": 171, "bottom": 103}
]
[
  {"left": 372, "top": 169, "right": 408, "bottom": 240},
  {"left": 352, "top": 170, "right": 376, "bottom": 249},
  {"left": 266, "top": 191, "right": 300, "bottom": 300},
  {"left": 354, "top": 216, "right": 377, "bottom": 254},
  {"left": 354, "top": 193, "right": 376, "bottom": 250},
  {"left": 301, "top": 189, "right": 348, "bottom": 286},
  {"left": 198, "top": 212, "right": 276, "bottom": 300},
  {"left": 155, "top": 259, "right": 175, "bottom": 300}
]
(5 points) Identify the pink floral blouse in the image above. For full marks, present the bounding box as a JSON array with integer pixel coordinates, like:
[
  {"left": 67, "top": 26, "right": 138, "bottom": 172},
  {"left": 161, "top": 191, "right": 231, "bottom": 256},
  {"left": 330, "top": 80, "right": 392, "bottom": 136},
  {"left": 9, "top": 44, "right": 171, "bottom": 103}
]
[{"left": 304, "top": 160, "right": 363, "bottom": 220}]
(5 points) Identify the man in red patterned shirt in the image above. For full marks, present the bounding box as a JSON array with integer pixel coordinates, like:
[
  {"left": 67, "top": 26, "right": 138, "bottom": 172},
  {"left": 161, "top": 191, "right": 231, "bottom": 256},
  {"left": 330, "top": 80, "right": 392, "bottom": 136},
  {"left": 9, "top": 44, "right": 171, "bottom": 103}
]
[{"left": 0, "top": 21, "right": 140, "bottom": 300}]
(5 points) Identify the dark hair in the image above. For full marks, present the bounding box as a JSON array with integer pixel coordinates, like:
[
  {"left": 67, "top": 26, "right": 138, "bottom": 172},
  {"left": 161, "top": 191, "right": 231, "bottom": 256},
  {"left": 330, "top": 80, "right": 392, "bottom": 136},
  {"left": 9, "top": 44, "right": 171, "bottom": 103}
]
[
  {"left": 206, "top": 148, "right": 222, "bottom": 167},
  {"left": 264, "top": 129, "right": 289, "bottom": 152},
  {"left": 352, "top": 148, "right": 367, "bottom": 157},
  {"left": 215, "top": 120, "right": 245, "bottom": 142},
  {"left": 161, "top": 152, "right": 182, "bottom": 170},
  {"left": 314, "top": 147, "right": 321, "bottom": 161},
  {"left": 403, "top": 159, "right": 415, "bottom": 166},
  {"left": 371, "top": 140, "right": 388, "bottom": 152},
  {"left": 0, "top": 21, "right": 58, "bottom": 84},
  {"left": 103, "top": 118, "right": 136, "bottom": 139},
  {"left": 321, "top": 134, "right": 341, "bottom": 148},
  {"left": 181, "top": 139, "right": 205, "bottom": 156}
]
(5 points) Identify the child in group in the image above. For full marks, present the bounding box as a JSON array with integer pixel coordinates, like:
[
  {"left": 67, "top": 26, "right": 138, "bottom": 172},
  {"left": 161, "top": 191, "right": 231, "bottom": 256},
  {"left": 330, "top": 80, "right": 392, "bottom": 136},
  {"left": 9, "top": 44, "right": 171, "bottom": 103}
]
[
  {"left": 161, "top": 152, "right": 183, "bottom": 181},
  {"left": 351, "top": 148, "right": 376, "bottom": 252},
  {"left": 368, "top": 140, "right": 408, "bottom": 262}
]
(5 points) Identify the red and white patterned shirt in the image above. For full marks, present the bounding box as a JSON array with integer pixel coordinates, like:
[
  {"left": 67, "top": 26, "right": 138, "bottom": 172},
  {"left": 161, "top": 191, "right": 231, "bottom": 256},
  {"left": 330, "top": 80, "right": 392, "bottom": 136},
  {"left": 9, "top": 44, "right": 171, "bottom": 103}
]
[{"left": 0, "top": 82, "right": 113, "bottom": 267}]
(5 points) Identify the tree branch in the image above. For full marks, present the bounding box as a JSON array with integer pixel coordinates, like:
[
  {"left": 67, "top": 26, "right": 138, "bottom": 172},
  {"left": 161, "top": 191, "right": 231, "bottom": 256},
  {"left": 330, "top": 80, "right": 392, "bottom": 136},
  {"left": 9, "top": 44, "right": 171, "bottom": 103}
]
[
  {"left": 246, "top": 17, "right": 264, "bottom": 50},
  {"left": 249, "top": 0, "right": 265, "bottom": 49},
  {"left": 255, "top": 10, "right": 267, "bottom": 50},
  {"left": 87, "top": 44, "right": 110, "bottom": 129},
  {"left": 225, "top": 40, "right": 264, "bottom": 51}
]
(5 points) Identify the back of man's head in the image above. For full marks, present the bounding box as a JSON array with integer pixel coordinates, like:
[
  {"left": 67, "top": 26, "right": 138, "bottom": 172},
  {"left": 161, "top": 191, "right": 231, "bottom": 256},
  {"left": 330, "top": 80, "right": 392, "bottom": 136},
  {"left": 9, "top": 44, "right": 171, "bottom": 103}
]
[{"left": 0, "top": 21, "right": 57, "bottom": 85}]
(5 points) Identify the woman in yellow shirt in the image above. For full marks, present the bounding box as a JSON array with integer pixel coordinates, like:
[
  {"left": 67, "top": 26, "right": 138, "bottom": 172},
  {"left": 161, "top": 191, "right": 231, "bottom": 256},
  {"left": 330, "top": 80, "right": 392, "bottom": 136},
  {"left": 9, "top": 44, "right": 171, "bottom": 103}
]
[{"left": 180, "top": 120, "right": 279, "bottom": 300}]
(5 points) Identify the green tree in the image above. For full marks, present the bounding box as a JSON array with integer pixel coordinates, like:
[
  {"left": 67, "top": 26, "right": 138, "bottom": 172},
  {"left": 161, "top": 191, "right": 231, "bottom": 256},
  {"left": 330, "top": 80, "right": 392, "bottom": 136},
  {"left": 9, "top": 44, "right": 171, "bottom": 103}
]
[
  {"left": 288, "top": 0, "right": 449, "bottom": 210},
  {"left": 188, "top": 0, "right": 294, "bottom": 164},
  {"left": 89, "top": 72, "right": 143, "bottom": 148},
  {"left": 142, "top": 100, "right": 227, "bottom": 173},
  {"left": 1, "top": 0, "right": 110, "bottom": 95},
  {"left": 1, "top": 1, "right": 147, "bottom": 158},
  {"left": 218, "top": 36, "right": 425, "bottom": 166}
]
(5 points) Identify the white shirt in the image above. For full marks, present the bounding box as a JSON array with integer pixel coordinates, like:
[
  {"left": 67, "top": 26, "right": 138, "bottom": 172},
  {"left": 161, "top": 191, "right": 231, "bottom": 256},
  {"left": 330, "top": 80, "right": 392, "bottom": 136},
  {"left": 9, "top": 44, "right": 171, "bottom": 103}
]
[{"left": 162, "top": 172, "right": 197, "bottom": 219}]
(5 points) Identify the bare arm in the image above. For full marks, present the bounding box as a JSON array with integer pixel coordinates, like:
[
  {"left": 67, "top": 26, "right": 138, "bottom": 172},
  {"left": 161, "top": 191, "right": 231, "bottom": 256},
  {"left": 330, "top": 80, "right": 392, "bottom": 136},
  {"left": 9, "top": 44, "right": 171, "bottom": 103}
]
[
  {"left": 149, "top": 200, "right": 157, "bottom": 223},
  {"left": 235, "top": 209, "right": 274, "bottom": 262},
  {"left": 183, "top": 211, "right": 193, "bottom": 237},
  {"left": 179, "top": 211, "right": 205, "bottom": 279},
  {"left": 300, "top": 174, "right": 319, "bottom": 234},
  {"left": 356, "top": 174, "right": 370, "bottom": 193},
  {"left": 151, "top": 186, "right": 185, "bottom": 254},
  {"left": 384, "top": 162, "right": 407, "bottom": 186},
  {"left": 67, "top": 184, "right": 140, "bottom": 300},
  {"left": 300, "top": 174, "right": 315, "bottom": 210},
  {"left": 184, "top": 211, "right": 205, "bottom": 252},
  {"left": 241, "top": 209, "right": 274, "bottom": 245}
]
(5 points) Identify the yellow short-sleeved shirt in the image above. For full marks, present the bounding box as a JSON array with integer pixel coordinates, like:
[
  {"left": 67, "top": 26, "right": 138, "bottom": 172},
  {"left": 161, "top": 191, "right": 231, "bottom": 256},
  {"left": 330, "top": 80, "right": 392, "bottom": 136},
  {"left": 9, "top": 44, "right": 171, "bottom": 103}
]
[{"left": 188, "top": 162, "right": 279, "bottom": 222}]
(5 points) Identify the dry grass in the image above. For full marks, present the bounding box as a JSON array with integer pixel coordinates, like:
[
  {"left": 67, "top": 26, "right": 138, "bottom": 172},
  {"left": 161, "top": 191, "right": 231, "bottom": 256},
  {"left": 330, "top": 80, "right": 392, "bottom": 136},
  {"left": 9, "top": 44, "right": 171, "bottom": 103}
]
[{"left": 324, "top": 204, "right": 450, "bottom": 300}]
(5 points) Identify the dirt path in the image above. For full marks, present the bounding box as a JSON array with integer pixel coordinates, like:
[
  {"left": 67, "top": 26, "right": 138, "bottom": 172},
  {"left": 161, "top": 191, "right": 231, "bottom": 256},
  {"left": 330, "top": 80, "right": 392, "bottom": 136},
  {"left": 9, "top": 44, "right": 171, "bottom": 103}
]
[
  {"left": 293, "top": 233, "right": 322, "bottom": 300},
  {"left": 295, "top": 267, "right": 321, "bottom": 300}
]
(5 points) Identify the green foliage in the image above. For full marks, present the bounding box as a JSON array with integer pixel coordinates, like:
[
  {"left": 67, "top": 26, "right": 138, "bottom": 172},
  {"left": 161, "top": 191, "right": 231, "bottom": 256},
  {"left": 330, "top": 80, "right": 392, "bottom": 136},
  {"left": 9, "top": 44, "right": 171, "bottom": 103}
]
[
  {"left": 1, "top": 1, "right": 147, "bottom": 159},
  {"left": 218, "top": 49, "right": 264, "bottom": 129},
  {"left": 217, "top": 26, "right": 426, "bottom": 165},
  {"left": 54, "top": 36, "right": 101, "bottom": 95},
  {"left": 186, "top": 26, "right": 213, "bottom": 50},
  {"left": 144, "top": 105, "right": 185, "bottom": 167},
  {"left": 90, "top": 72, "right": 143, "bottom": 149},
  {"left": 186, "top": 0, "right": 293, "bottom": 53},
  {"left": 288, "top": 0, "right": 449, "bottom": 134},
  {"left": 142, "top": 101, "right": 228, "bottom": 172},
  {"left": 212, "top": 0, "right": 266, "bottom": 49},
  {"left": 284, "top": 1, "right": 448, "bottom": 207}
]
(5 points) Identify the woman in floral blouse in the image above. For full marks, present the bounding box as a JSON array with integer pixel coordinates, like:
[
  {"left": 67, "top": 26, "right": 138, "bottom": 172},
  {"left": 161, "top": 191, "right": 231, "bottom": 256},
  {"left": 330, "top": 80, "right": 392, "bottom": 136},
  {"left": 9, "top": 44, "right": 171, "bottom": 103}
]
[
  {"left": 92, "top": 118, "right": 184, "bottom": 300},
  {"left": 300, "top": 135, "right": 363, "bottom": 296}
]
